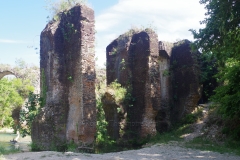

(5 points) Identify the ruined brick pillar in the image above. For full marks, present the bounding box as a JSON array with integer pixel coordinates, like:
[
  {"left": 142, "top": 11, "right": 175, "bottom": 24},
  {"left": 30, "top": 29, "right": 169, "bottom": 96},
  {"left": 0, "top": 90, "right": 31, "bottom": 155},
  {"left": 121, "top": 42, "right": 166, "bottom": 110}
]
[
  {"left": 32, "top": 4, "right": 96, "bottom": 150},
  {"left": 105, "top": 33, "right": 133, "bottom": 140},
  {"left": 105, "top": 29, "right": 161, "bottom": 140},
  {"left": 155, "top": 41, "right": 173, "bottom": 133},
  {"left": 106, "top": 33, "right": 132, "bottom": 87},
  {"left": 128, "top": 30, "right": 160, "bottom": 138},
  {"left": 158, "top": 41, "right": 172, "bottom": 108},
  {"left": 170, "top": 40, "right": 201, "bottom": 122}
]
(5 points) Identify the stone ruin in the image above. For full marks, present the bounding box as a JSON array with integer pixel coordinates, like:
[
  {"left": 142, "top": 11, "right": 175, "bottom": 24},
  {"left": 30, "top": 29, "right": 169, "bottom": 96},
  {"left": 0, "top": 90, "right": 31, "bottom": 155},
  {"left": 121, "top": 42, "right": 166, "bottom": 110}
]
[
  {"left": 0, "top": 65, "right": 18, "bottom": 79},
  {"left": 170, "top": 40, "right": 201, "bottom": 122},
  {"left": 32, "top": 4, "right": 96, "bottom": 150},
  {"left": 30, "top": 4, "right": 202, "bottom": 149},
  {"left": 104, "top": 30, "right": 201, "bottom": 140},
  {"left": 105, "top": 29, "right": 161, "bottom": 140}
]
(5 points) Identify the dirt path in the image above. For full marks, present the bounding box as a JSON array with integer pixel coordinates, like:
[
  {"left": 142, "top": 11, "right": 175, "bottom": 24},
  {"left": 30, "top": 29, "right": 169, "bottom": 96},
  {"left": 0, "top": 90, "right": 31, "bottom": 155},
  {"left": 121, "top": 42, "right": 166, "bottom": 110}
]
[
  {"left": 182, "top": 104, "right": 210, "bottom": 141},
  {"left": 3, "top": 143, "right": 240, "bottom": 160},
  {"left": 3, "top": 104, "right": 239, "bottom": 160}
]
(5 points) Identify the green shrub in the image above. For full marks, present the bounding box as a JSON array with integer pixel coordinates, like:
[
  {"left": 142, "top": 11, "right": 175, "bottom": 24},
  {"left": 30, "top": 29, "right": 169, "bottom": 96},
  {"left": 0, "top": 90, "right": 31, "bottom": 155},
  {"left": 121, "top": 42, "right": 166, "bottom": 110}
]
[
  {"left": 19, "top": 92, "right": 43, "bottom": 137},
  {"left": 198, "top": 52, "right": 218, "bottom": 102},
  {"left": 109, "top": 81, "right": 127, "bottom": 103},
  {"left": 181, "top": 108, "right": 203, "bottom": 124},
  {"left": 0, "top": 145, "right": 19, "bottom": 155},
  {"left": 95, "top": 97, "right": 111, "bottom": 146},
  {"left": 30, "top": 142, "right": 42, "bottom": 151}
]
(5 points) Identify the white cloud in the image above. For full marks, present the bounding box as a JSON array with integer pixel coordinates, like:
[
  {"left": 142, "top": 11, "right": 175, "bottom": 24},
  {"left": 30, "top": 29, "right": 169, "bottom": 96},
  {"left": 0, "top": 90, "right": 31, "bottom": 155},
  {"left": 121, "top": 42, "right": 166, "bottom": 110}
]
[
  {"left": 0, "top": 39, "right": 29, "bottom": 44},
  {"left": 95, "top": 0, "right": 206, "bottom": 66}
]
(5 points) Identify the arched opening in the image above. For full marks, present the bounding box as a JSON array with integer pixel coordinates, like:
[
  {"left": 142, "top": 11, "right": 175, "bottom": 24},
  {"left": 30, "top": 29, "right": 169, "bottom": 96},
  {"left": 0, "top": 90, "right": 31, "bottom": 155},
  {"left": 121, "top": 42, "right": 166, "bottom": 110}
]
[{"left": 0, "top": 71, "right": 15, "bottom": 80}]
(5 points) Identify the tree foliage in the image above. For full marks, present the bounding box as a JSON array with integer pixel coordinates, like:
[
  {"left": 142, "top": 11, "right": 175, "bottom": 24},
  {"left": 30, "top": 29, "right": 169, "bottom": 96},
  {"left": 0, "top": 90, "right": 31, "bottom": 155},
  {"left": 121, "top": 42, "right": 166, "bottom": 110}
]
[
  {"left": 190, "top": 0, "right": 240, "bottom": 58},
  {"left": 96, "top": 97, "right": 110, "bottom": 145},
  {"left": 0, "top": 78, "right": 34, "bottom": 128},
  {"left": 198, "top": 53, "right": 218, "bottom": 102},
  {"left": 19, "top": 93, "right": 42, "bottom": 137},
  {"left": 0, "top": 60, "right": 38, "bottom": 129},
  {"left": 190, "top": 0, "right": 240, "bottom": 138}
]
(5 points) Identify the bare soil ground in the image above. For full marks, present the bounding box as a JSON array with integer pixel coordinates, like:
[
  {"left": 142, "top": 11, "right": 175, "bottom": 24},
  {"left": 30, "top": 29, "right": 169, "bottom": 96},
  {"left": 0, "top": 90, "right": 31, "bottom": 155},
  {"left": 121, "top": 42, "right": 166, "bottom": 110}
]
[{"left": 3, "top": 143, "right": 240, "bottom": 160}]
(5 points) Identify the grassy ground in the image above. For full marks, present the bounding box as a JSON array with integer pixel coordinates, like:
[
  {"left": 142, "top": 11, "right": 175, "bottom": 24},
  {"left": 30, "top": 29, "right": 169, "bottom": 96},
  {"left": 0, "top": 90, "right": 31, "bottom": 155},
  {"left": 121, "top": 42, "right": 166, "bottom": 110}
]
[
  {"left": 0, "top": 144, "right": 19, "bottom": 155},
  {"left": 147, "top": 124, "right": 240, "bottom": 156},
  {"left": 185, "top": 137, "right": 240, "bottom": 155},
  {"left": 149, "top": 124, "right": 192, "bottom": 144},
  {"left": 148, "top": 105, "right": 240, "bottom": 156}
]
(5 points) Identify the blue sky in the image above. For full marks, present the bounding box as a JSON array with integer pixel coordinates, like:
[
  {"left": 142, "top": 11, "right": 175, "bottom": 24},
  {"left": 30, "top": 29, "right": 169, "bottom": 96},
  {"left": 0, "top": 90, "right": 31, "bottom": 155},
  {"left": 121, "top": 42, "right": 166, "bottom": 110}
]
[{"left": 0, "top": 0, "right": 205, "bottom": 67}]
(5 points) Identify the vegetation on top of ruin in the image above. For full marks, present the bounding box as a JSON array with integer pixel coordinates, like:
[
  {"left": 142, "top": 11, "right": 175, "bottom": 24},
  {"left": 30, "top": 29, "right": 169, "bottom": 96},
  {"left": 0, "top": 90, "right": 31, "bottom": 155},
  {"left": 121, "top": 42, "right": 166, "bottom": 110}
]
[
  {"left": 119, "top": 27, "right": 156, "bottom": 39},
  {"left": 109, "top": 27, "right": 157, "bottom": 56},
  {"left": 173, "top": 39, "right": 190, "bottom": 47},
  {"left": 45, "top": 0, "right": 89, "bottom": 21}
]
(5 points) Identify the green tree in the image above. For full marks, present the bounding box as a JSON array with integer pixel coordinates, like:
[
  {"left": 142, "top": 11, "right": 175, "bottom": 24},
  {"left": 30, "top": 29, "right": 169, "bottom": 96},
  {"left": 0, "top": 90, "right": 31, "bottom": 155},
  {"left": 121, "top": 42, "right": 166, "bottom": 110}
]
[
  {"left": 0, "top": 61, "right": 37, "bottom": 131},
  {"left": 190, "top": 0, "right": 240, "bottom": 58},
  {"left": 19, "top": 92, "right": 42, "bottom": 137},
  {"left": 190, "top": 0, "right": 240, "bottom": 138},
  {"left": 198, "top": 53, "right": 218, "bottom": 103},
  {"left": 0, "top": 78, "right": 34, "bottom": 128}
]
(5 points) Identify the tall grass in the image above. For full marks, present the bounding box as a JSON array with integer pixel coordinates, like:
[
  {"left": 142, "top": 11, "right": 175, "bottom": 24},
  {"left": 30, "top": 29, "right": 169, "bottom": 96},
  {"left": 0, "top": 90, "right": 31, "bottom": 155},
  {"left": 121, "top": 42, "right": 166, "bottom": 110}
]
[
  {"left": 0, "top": 144, "right": 19, "bottom": 155},
  {"left": 149, "top": 124, "right": 193, "bottom": 144},
  {"left": 185, "top": 137, "right": 240, "bottom": 156}
]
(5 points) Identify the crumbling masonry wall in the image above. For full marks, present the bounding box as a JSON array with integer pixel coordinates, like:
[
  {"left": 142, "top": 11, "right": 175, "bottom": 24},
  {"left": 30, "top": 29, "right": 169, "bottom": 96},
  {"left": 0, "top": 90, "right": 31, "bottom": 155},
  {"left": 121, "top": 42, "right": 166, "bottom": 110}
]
[
  {"left": 155, "top": 41, "right": 173, "bottom": 133},
  {"left": 105, "top": 35, "right": 201, "bottom": 138},
  {"left": 170, "top": 40, "right": 201, "bottom": 122},
  {"left": 104, "top": 32, "right": 133, "bottom": 140},
  {"left": 105, "top": 29, "right": 161, "bottom": 139},
  {"left": 32, "top": 4, "right": 96, "bottom": 150}
]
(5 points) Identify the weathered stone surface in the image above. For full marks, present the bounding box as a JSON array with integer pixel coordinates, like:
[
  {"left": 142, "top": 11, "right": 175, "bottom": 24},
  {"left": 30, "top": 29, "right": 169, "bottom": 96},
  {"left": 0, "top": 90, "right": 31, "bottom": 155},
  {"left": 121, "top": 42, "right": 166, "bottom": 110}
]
[
  {"left": 106, "top": 36, "right": 201, "bottom": 138},
  {"left": 159, "top": 41, "right": 174, "bottom": 57},
  {"left": 128, "top": 30, "right": 160, "bottom": 138},
  {"left": 159, "top": 46, "right": 171, "bottom": 109},
  {"left": 106, "top": 32, "right": 132, "bottom": 87},
  {"left": 170, "top": 40, "right": 201, "bottom": 122},
  {"left": 32, "top": 4, "right": 96, "bottom": 150},
  {"left": 105, "top": 31, "right": 134, "bottom": 140},
  {"left": 105, "top": 29, "right": 161, "bottom": 140},
  {"left": 155, "top": 41, "right": 172, "bottom": 133}
]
